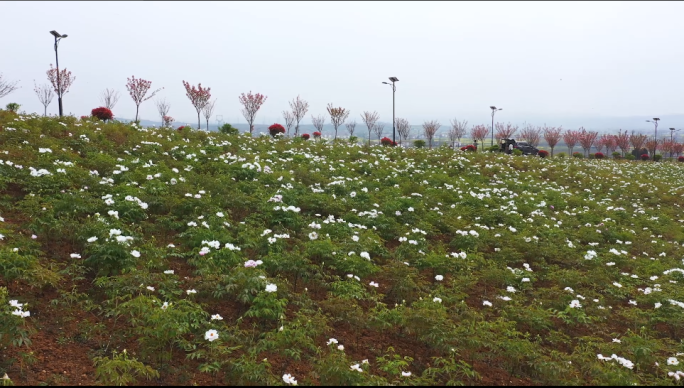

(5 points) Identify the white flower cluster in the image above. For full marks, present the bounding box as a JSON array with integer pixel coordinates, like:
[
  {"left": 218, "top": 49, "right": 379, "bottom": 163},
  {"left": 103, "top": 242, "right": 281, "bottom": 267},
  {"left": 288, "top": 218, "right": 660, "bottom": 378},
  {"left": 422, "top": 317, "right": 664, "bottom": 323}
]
[
  {"left": 29, "top": 167, "right": 51, "bottom": 177},
  {"left": 273, "top": 205, "right": 301, "bottom": 213},
  {"left": 9, "top": 300, "right": 30, "bottom": 318},
  {"left": 124, "top": 195, "right": 149, "bottom": 210},
  {"left": 268, "top": 194, "right": 283, "bottom": 203},
  {"left": 597, "top": 354, "right": 634, "bottom": 369},
  {"left": 282, "top": 373, "right": 297, "bottom": 385}
]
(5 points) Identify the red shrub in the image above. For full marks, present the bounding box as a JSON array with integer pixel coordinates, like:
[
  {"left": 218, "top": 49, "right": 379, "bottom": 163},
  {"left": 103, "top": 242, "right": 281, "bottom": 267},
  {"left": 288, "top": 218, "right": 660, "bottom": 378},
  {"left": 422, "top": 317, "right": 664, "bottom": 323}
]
[
  {"left": 313, "top": 131, "right": 322, "bottom": 138},
  {"left": 678, "top": 156, "right": 684, "bottom": 162},
  {"left": 91, "top": 107, "right": 113, "bottom": 122},
  {"left": 380, "top": 137, "right": 397, "bottom": 146},
  {"left": 301, "top": 133, "right": 310, "bottom": 140},
  {"left": 538, "top": 150, "right": 549, "bottom": 158},
  {"left": 460, "top": 144, "right": 477, "bottom": 152},
  {"left": 177, "top": 125, "right": 190, "bottom": 132},
  {"left": 594, "top": 152, "right": 604, "bottom": 159},
  {"left": 641, "top": 154, "right": 650, "bottom": 161},
  {"left": 268, "top": 123, "right": 286, "bottom": 137}
]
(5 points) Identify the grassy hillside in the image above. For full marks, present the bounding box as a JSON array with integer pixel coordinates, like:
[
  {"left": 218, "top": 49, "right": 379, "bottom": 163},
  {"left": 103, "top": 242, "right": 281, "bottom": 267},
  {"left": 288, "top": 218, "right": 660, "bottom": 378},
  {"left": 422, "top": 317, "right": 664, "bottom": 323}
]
[{"left": 1, "top": 111, "right": 684, "bottom": 386}]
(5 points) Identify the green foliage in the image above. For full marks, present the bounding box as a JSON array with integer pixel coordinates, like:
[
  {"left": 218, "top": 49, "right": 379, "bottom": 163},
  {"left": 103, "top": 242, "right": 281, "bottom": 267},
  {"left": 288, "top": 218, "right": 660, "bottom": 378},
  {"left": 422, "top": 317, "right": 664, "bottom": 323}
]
[
  {"left": 625, "top": 153, "right": 635, "bottom": 160},
  {"left": 1, "top": 374, "right": 14, "bottom": 387},
  {"left": 113, "top": 296, "right": 208, "bottom": 362},
  {"left": 218, "top": 123, "right": 239, "bottom": 135},
  {"left": 5, "top": 103, "right": 20, "bottom": 113},
  {"left": 3, "top": 113, "right": 684, "bottom": 386},
  {"left": 0, "top": 288, "right": 32, "bottom": 349},
  {"left": 413, "top": 139, "right": 426, "bottom": 148},
  {"left": 512, "top": 148, "right": 523, "bottom": 156},
  {"left": 92, "top": 350, "right": 159, "bottom": 386},
  {"left": 654, "top": 154, "right": 663, "bottom": 162},
  {"left": 555, "top": 152, "right": 567, "bottom": 158}
]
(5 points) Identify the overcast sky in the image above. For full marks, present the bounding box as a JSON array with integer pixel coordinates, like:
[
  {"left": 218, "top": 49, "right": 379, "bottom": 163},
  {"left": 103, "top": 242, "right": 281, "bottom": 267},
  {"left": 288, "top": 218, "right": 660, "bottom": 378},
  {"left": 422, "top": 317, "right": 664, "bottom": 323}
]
[{"left": 2, "top": 1, "right": 684, "bottom": 131}]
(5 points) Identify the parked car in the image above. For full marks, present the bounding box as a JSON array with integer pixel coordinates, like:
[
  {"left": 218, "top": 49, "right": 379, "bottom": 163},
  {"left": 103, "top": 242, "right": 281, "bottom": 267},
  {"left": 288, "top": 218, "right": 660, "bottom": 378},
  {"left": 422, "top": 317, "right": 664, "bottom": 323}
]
[
  {"left": 514, "top": 141, "right": 539, "bottom": 155},
  {"left": 501, "top": 139, "right": 539, "bottom": 155}
]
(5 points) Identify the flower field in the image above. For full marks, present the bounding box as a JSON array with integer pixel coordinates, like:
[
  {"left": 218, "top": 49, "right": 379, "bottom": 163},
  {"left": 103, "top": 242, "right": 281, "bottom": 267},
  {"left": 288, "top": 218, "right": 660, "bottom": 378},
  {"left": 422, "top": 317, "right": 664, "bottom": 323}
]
[{"left": 2, "top": 111, "right": 684, "bottom": 386}]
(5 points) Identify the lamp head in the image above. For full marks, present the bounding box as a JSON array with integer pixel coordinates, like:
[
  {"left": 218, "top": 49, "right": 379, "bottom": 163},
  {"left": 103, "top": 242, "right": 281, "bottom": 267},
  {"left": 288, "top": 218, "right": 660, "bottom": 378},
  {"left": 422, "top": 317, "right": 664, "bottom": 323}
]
[
  {"left": 382, "top": 82, "right": 389, "bottom": 84},
  {"left": 653, "top": 118, "right": 660, "bottom": 121},
  {"left": 388, "top": 77, "right": 399, "bottom": 82},
  {"left": 62, "top": 34, "right": 68, "bottom": 38},
  {"left": 490, "top": 106, "right": 497, "bottom": 110},
  {"left": 50, "top": 30, "right": 60, "bottom": 38}
]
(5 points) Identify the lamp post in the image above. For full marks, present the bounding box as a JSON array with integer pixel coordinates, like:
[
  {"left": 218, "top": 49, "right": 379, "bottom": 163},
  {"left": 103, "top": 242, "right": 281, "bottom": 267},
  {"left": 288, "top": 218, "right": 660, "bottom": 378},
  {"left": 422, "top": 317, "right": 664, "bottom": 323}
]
[
  {"left": 382, "top": 77, "right": 399, "bottom": 145},
  {"left": 50, "top": 30, "right": 68, "bottom": 117},
  {"left": 490, "top": 106, "right": 502, "bottom": 148},
  {"left": 646, "top": 118, "right": 660, "bottom": 161},
  {"left": 670, "top": 128, "right": 683, "bottom": 160}
]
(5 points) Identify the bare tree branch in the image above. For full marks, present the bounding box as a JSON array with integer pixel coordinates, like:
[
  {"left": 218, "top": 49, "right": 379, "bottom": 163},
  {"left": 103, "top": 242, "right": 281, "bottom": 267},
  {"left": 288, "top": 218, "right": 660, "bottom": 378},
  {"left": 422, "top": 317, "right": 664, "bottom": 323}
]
[
  {"left": 422, "top": 120, "right": 441, "bottom": 149},
  {"left": 0, "top": 73, "right": 20, "bottom": 99},
  {"left": 311, "top": 114, "right": 326, "bottom": 138},
  {"left": 360, "top": 111, "right": 380, "bottom": 146},
  {"left": 203, "top": 99, "right": 217, "bottom": 131},
  {"left": 100, "top": 88, "right": 120, "bottom": 110},
  {"left": 448, "top": 119, "right": 468, "bottom": 149},
  {"left": 156, "top": 98, "right": 171, "bottom": 127},
  {"left": 33, "top": 81, "right": 54, "bottom": 116},
  {"left": 373, "top": 122, "right": 385, "bottom": 141},
  {"left": 345, "top": 120, "right": 357, "bottom": 137},
  {"left": 289, "top": 96, "right": 309, "bottom": 137},
  {"left": 396, "top": 118, "right": 412, "bottom": 146},
  {"left": 283, "top": 111, "right": 295, "bottom": 136},
  {"left": 326, "top": 103, "right": 350, "bottom": 141}
]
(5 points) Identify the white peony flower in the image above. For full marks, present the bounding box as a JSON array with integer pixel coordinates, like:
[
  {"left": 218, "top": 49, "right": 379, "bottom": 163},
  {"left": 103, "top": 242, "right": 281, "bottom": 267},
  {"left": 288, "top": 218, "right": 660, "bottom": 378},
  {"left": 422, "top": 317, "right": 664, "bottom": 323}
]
[{"left": 204, "top": 329, "right": 219, "bottom": 342}]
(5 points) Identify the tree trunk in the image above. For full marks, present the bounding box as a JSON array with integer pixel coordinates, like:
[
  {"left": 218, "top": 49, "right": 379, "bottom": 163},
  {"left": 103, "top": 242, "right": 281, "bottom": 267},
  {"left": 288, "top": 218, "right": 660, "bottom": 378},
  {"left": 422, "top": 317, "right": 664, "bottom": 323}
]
[
  {"left": 368, "top": 129, "right": 372, "bottom": 147},
  {"left": 135, "top": 105, "right": 140, "bottom": 122},
  {"left": 206, "top": 119, "right": 209, "bottom": 132},
  {"left": 197, "top": 112, "right": 201, "bottom": 130}
]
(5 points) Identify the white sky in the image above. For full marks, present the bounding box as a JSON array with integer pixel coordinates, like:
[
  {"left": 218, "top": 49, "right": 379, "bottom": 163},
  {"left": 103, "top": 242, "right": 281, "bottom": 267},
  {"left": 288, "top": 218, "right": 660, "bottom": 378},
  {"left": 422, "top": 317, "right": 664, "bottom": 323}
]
[{"left": 2, "top": 1, "right": 683, "bottom": 130}]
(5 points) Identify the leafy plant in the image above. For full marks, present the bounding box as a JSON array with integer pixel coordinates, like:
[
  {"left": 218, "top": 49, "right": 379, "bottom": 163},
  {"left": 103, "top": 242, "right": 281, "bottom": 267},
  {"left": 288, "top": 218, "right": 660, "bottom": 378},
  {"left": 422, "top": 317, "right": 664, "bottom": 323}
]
[{"left": 92, "top": 350, "right": 159, "bottom": 386}]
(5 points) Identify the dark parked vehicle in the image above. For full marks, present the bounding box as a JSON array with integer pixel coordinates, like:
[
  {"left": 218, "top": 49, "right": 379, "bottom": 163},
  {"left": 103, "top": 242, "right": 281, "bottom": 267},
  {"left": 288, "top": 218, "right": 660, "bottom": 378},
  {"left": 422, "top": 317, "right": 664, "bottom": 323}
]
[{"left": 500, "top": 139, "right": 539, "bottom": 155}]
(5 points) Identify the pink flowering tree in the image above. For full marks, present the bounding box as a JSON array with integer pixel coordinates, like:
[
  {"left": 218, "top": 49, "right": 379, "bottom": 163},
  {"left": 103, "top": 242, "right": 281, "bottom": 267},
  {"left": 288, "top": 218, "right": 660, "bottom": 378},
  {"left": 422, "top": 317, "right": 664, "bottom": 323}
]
[
  {"left": 562, "top": 129, "right": 581, "bottom": 155},
  {"left": 47, "top": 64, "right": 75, "bottom": 115},
  {"left": 494, "top": 122, "right": 518, "bottom": 141},
  {"left": 615, "top": 130, "right": 631, "bottom": 156},
  {"left": 542, "top": 125, "right": 563, "bottom": 156},
  {"left": 126, "top": 76, "right": 162, "bottom": 123},
  {"left": 470, "top": 124, "right": 489, "bottom": 148},
  {"left": 182, "top": 81, "right": 211, "bottom": 130},
  {"left": 239, "top": 91, "right": 267, "bottom": 134},
  {"left": 578, "top": 127, "right": 599, "bottom": 157}
]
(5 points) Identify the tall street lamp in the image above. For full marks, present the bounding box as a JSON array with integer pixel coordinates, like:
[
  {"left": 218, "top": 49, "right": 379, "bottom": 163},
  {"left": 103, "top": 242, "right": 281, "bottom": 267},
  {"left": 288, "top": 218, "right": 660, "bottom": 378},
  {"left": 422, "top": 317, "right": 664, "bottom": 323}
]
[
  {"left": 382, "top": 77, "right": 399, "bottom": 145},
  {"left": 646, "top": 118, "right": 659, "bottom": 161},
  {"left": 670, "top": 127, "right": 683, "bottom": 159},
  {"left": 50, "top": 30, "right": 68, "bottom": 117},
  {"left": 490, "top": 106, "right": 502, "bottom": 148}
]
